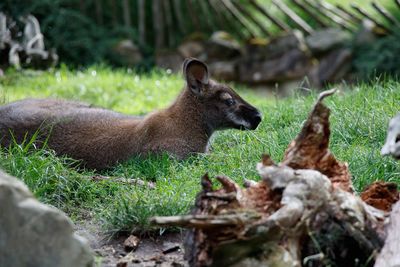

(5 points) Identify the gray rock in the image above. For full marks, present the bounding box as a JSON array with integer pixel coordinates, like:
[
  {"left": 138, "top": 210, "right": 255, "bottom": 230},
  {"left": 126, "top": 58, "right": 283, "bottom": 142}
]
[
  {"left": 178, "top": 40, "right": 205, "bottom": 59},
  {"left": 113, "top": 39, "right": 143, "bottom": 66},
  {"left": 354, "top": 19, "right": 379, "bottom": 46},
  {"left": 245, "top": 30, "right": 306, "bottom": 60},
  {"left": 206, "top": 31, "right": 241, "bottom": 61},
  {"left": 155, "top": 50, "right": 183, "bottom": 73},
  {"left": 308, "top": 48, "right": 352, "bottom": 88},
  {"left": 0, "top": 170, "right": 94, "bottom": 267},
  {"left": 306, "top": 28, "right": 351, "bottom": 54},
  {"left": 208, "top": 60, "right": 237, "bottom": 81},
  {"left": 238, "top": 48, "right": 313, "bottom": 83}
]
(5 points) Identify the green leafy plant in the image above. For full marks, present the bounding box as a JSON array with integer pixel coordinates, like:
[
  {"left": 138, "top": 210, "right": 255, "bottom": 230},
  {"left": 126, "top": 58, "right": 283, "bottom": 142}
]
[{"left": 353, "top": 32, "right": 400, "bottom": 79}]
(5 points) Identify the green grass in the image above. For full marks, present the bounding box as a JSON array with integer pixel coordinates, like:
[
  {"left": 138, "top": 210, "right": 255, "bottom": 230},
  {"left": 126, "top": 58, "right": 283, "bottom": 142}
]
[{"left": 0, "top": 67, "right": 399, "bottom": 233}]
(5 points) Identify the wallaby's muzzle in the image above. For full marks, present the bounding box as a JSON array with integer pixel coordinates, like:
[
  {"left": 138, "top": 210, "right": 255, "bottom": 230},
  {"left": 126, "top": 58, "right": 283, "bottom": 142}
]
[
  {"left": 234, "top": 105, "right": 262, "bottom": 130},
  {"left": 248, "top": 111, "right": 262, "bottom": 130},
  {"left": 245, "top": 110, "right": 262, "bottom": 130}
]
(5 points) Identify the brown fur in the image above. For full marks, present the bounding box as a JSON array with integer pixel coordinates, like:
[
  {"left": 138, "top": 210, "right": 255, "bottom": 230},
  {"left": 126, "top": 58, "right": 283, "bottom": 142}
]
[{"left": 0, "top": 59, "right": 261, "bottom": 169}]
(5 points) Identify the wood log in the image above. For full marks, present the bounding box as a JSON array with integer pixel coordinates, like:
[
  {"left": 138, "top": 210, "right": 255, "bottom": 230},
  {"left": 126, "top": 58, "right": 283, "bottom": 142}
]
[
  {"left": 220, "top": 0, "right": 257, "bottom": 38},
  {"left": 272, "top": 0, "right": 314, "bottom": 34},
  {"left": 303, "top": 0, "right": 354, "bottom": 31},
  {"left": 248, "top": 0, "right": 290, "bottom": 32},
  {"left": 351, "top": 4, "right": 391, "bottom": 33},
  {"left": 151, "top": 90, "right": 398, "bottom": 267},
  {"left": 372, "top": 1, "right": 400, "bottom": 28},
  {"left": 375, "top": 201, "right": 400, "bottom": 267},
  {"left": 395, "top": 0, "right": 400, "bottom": 10},
  {"left": 290, "top": 0, "right": 328, "bottom": 28},
  {"left": 313, "top": 0, "right": 358, "bottom": 25},
  {"left": 231, "top": 0, "right": 271, "bottom": 37},
  {"left": 208, "top": 0, "right": 247, "bottom": 39},
  {"left": 374, "top": 108, "right": 400, "bottom": 266},
  {"left": 336, "top": 4, "right": 363, "bottom": 23}
]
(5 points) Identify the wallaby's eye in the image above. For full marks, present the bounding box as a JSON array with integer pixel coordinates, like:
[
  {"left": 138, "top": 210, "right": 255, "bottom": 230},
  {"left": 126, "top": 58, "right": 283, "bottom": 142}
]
[{"left": 225, "top": 98, "right": 236, "bottom": 107}]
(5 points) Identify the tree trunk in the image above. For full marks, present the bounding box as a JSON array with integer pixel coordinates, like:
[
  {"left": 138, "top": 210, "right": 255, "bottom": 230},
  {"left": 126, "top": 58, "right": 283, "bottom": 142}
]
[
  {"left": 122, "top": 0, "right": 132, "bottom": 28},
  {"left": 109, "top": 0, "right": 118, "bottom": 27},
  {"left": 138, "top": 0, "right": 146, "bottom": 46},
  {"left": 152, "top": 0, "right": 164, "bottom": 50},
  {"left": 95, "top": 0, "right": 103, "bottom": 25}
]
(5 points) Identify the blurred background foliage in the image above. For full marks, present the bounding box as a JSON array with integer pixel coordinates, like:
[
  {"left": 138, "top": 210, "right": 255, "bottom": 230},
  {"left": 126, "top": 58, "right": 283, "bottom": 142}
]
[
  {"left": 1, "top": 0, "right": 146, "bottom": 67},
  {"left": 353, "top": 31, "right": 400, "bottom": 79},
  {"left": 1, "top": 0, "right": 400, "bottom": 78}
]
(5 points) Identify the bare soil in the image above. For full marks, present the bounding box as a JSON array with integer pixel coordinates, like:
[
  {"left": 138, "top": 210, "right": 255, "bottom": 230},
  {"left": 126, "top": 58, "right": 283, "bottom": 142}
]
[{"left": 75, "top": 221, "right": 187, "bottom": 267}]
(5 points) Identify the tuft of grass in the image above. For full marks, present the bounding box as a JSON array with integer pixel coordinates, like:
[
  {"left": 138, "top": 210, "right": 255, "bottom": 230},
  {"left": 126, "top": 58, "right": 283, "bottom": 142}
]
[{"left": 0, "top": 67, "right": 399, "bottom": 233}]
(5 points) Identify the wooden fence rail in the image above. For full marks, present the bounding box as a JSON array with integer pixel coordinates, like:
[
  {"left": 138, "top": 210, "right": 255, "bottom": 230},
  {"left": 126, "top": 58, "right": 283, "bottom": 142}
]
[{"left": 76, "top": 0, "right": 400, "bottom": 49}]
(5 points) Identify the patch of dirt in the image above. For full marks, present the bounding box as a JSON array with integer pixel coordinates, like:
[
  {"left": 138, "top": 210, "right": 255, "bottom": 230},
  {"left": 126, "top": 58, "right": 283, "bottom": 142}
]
[{"left": 75, "top": 221, "right": 187, "bottom": 267}]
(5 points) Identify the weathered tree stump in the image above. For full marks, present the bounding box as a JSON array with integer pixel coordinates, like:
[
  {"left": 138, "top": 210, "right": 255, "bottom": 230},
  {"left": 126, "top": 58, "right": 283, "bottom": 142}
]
[
  {"left": 374, "top": 201, "right": 400, "bottom": 267},
  {"left": 374, "top": 111, "right": 400, "bottom": 267},
  {"left": 381, "top": 112, "right": 400, "bottom": 159},
  {"left": 151, "top": 90, "right": 399, "bottom": 267}
]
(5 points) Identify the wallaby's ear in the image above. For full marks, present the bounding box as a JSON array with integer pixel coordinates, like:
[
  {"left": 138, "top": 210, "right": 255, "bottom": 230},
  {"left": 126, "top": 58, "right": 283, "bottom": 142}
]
[{"left": 183, "top": 58, "right": 209, "bottom": 95}]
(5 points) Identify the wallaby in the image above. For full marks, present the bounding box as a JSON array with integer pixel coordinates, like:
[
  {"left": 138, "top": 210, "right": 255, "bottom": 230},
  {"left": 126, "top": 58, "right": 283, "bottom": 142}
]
[{"left": 0, "top": 58, "right": 261, "bottom": 170}]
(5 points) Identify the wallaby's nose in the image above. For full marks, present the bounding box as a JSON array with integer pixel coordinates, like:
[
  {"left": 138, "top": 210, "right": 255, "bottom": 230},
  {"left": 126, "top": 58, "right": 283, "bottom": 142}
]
[
  {"left": 250, "top": 112, "right": 262, "bottom": 130},
  {"left": 238, "top": 105, "right": 262, "bottom": 130}
]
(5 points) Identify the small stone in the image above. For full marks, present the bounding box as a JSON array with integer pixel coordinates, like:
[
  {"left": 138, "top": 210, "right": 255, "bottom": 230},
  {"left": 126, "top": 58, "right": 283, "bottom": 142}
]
[
  {"left": 308, "top": 48, "right": 352, "bottom": 88},
  {"left": 124, "top": 235, "right": 140, "bottom": 252},
  {"left": 162, "top": 241, "right": 181, "bottom": 254},
  {"left": 206, "top": 31, "right": 241, "bottom": 61},
  {"left": 178, "top": 40, "right": 205, "bottom": 58},
  {"left": 354, "top": 19, "right": 379, "bottom": 46},
  {"left": 306, "top": 28, "right": 351, "bottom": 54},
  {"left": 245, "top": 30, "right": 306, "bottom": 60},
  {"left": 91, "top": 175, "right": 109, "bottom": 181},
  {"left": 116, "top": 261, "right": 128, "bottom": 267},
  {"left": 117, "top": 252, "right": 138, "bottom": 267},
  {"left": 155, "top": 51, "right": 183, "bottom": 73},
  {"left": 113, "top": 39, "right": 143, "bottom": 66},
  {"left": 238, "top": 48, "right": 313, "bottom": 83},
  {"left": 91, "top": 176, "right": 156, "bottom": 189},
  {"left": 208, "top": 60, "right": 237, "bottom": 81}
]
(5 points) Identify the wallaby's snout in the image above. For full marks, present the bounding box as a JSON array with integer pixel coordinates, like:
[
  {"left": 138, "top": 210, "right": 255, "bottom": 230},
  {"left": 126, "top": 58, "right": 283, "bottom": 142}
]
[
  {"left": 237, "top": 105, "right": 262, "bottom": 130},
  {"left": 225, "top": 101, "right": 262, "bottom": 131}
]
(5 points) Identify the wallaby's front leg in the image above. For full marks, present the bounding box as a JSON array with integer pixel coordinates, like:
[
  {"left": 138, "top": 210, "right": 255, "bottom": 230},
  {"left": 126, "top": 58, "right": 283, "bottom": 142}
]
[{"left": 149, "top": 138, "right": 201, "bottom": 160}]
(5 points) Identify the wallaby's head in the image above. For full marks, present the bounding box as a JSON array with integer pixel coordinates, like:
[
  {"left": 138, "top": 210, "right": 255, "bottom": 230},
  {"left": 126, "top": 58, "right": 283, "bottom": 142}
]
[{"left": 183, "top": 58, "right": 262, "bottom": 131}]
